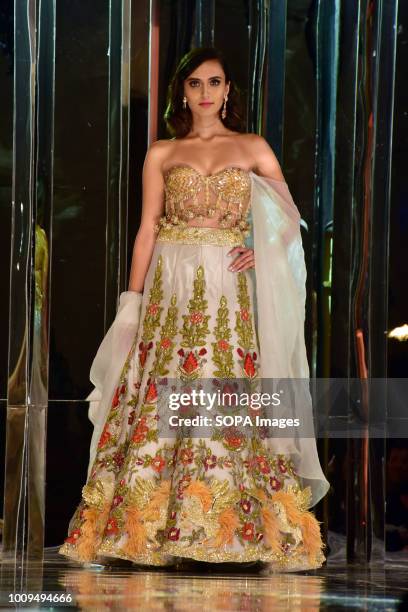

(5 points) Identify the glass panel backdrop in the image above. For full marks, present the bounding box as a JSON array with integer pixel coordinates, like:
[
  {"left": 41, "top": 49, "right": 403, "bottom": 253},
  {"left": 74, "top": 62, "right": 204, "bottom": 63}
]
[{"left": 0, "top": 0, "right": 406, "bottom": 569}]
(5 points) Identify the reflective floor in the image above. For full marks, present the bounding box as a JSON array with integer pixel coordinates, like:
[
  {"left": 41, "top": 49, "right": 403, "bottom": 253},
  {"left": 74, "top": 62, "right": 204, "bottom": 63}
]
[{"left": 1, "top": 548, "right": 407, "bottom": 610}]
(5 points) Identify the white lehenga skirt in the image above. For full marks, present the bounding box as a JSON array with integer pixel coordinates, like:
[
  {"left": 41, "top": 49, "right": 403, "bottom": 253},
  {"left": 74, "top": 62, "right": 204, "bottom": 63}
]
[{"left": 59, "top": 226, "right": 325, "bottom": 570}]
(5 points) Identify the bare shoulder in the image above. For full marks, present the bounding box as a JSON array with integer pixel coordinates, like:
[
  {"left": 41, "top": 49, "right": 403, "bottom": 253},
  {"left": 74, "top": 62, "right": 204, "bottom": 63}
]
[
  {"left": 241, "top": 133, "right": 285, "bottom": 180},
  {"left": 243, "top": 133, "right": 276, "bottom": 158},
  {"left": 144, "top": 138, "right": 179, "bottom": 170},
  {"left": 144, "top": 140, "right": 171, "bottom": 172},
  {"left": 144, "top": 138, "right": 173, "bottom": 162}
]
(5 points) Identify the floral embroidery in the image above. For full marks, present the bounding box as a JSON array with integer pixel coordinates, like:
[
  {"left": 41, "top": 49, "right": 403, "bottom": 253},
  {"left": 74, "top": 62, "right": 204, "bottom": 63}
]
[
  {"left": 240, "top": 499, "right": 252, "bottom": 514},
  {"left": 203, "top": 454, "right": 218, "bottom": 471},
  {"left": 242, "top": 522, "right": 255, "bottom": 541},
  {"left": 176, "top": 266, "right": 212, "bottom": 380},
  {"left": 59, "top": 244, "right": 325, "bottom": 570},
  {"left": 234, "top": 272, "right": 259, "bottom": 382},
  {"left": 131, "top": 416, "right": 149, "bottom": 445},
  {"left": 180, "top": 448, "right": 194, "bottom": 465},
  {"left": 149, "top": 293, "right": 178, "bottom": 377},
  {"left": 175, "top": 479, "right": 241, "bottom": 548},
  {"left": 168, "top": 527, "right": 180, "bottom": 541},
  {"left": 138, "top": 341, "right": 153, "bottom": 368},
  {"left": 177, "top": 348, "right": 207, "bottom": 381},
  {"left": 234, "top": 273, "right": 255, "bottom": 350},
  {"left": 136, "top": 255, "right": 164, "bottom": 376},
  {"left": 65, "top": 529, "right": 81, "bottom": 544},
  {"left": 222, "top": 430, "right": 246, "bottom": 452},
  {"left": 144, "top": 381, "right": 158, "bottom": 403},
  {"left": 106, "top": 517, "right": 120, "bottom": 535},
  {"left": 118, "top": 478, "right": 171, "bottom": 556},
  {"left": 212, "top": 295, "right": 235, "bottom": 378},
  {"left": 270, "top": 477, "right": 282, "bottom": 491},
  {"left": 98, "top": 424, "right": 112, "bottom": 450},
  {"left": 180, "top": 266, "right": 210, "bottom": 348},
  {"left": 151, "top": 455, "right": 166, "bottom": 473}
]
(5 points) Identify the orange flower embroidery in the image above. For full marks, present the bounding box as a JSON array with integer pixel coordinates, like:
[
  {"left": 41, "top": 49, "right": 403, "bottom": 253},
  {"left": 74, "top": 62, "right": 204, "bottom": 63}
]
[
  {"left": 224, "top": 433, "right": 244, "bottom": 450},
  {"left": 145, "top": 381, "right": 158, "bottom": 403},
  {"left": 190, "top": 311, "right": 203, "bottom": 324},
  {"left": 111, "top": 383, "right": 126, "bottom": 408},
  {"left": 180, "top": 448, "right": 194, "bottom": 465},
  {"left": 151, "top": 455, "right": 166, "bottom": 473},
  {"left": 106, "top": 518, "right": 119, "bottom": 535},
  {"left": 182, "top": 351, "right": 199, "bottom": 374},
  {"left": 243, "top": 353, "right": 256, "bottom": 377},
  {"left": 217, "top": 339, "right": 230, "bottom": 351},
  {"left": 242, "top": 522, "right": 255, "bottom": 541},
  {"left": 257, "top": 456, "right": 271, "bottom": 474},
  {"left": 138, "top": 341, "right": 153, "bottom": 367},
  {"left": 148, "top": 303, "right": 159, "bottom": 315},
  {"left": 131, "top": 416, "right": 149, "bottom": 444},
  {"left": 98, "top": 424, "right": 111, "bottom": 449},
  {"left": 240, "top": 308, "right": 249, "bottom": 321},
  {"left": 65, "top": 529, "right": 81, "bottom": 544},
  {"left": 112, "top": 388, "right": 120, "bottom": 408}
]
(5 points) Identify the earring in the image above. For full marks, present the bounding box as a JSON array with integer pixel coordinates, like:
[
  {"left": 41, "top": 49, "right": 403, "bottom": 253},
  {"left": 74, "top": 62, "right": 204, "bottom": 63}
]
[
  {"left": 183, "top": 96, "right": 187, "bottom": 110},
  {"left": 221, "top": 95, "right": 228, "bottom": 119}
]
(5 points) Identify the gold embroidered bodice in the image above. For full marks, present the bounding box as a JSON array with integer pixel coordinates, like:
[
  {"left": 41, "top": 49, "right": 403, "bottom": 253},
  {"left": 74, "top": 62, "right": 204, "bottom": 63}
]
[{"left": 155, "top": 165, "right": 252, "bottom": 235}]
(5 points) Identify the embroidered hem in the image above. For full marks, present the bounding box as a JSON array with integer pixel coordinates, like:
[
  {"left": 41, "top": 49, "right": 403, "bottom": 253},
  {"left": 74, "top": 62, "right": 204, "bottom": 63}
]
[
  {"left": 59, "top": 540, "right": 325, "bottom": 570},
  {"left": 59, "top": 542, "right": 176, "bottom": 567}
]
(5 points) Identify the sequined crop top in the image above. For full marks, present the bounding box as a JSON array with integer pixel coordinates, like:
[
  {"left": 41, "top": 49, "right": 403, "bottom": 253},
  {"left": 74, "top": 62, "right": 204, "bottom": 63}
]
[{"left": 154, "top": 164, "right": 252, "bottom": 236}]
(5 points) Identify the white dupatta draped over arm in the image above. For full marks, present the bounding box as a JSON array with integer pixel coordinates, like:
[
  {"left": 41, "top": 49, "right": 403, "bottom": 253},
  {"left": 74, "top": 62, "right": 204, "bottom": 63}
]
[
  {"left": 247, "top": 172, "right": 330, "bottom": 507},
  {"left": 85, "top": 292, "right": 143, "bottom": 480}
]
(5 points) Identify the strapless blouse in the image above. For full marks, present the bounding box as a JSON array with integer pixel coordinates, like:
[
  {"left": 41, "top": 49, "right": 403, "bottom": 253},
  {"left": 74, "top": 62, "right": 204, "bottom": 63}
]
[{"left": 154, "top": 164, "right": 252, "bottom": 235}]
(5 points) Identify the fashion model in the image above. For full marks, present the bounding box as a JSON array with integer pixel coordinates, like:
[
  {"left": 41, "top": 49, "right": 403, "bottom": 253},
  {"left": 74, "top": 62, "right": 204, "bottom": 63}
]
[{"left": 59, "top": 47, "right": 329, "bottom": 571}]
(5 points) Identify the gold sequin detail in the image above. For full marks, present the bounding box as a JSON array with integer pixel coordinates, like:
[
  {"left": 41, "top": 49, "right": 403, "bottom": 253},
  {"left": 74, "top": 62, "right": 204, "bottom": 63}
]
[
  {"left": 156, "top": 225, "right": 246, "bottom": 246},
  {"left": 160, "top": 165, "right": 251, "bottom": 232},
  {"left": 60, "top": 538, "right": 323, "bottom": 568},
  {"left": 159, "top": 542, "right": 325, "bottom": 568},
  {"left": 91, "top": 541, "right": 177, "bottom": 567},
  {"left": 82, "top": 480, "right": 114, "bottom": 511}
]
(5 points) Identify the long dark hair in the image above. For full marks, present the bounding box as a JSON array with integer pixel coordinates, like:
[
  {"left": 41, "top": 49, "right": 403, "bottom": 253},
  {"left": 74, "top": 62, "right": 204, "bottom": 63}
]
[{"left": 164, "top": 47, "right": 246, "bottom": 138}]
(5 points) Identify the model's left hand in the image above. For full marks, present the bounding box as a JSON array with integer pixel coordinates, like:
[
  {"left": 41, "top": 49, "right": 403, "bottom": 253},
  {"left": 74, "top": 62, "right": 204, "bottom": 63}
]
[{"left": 227, "top": 246, "right": 255, "bottom": 272}]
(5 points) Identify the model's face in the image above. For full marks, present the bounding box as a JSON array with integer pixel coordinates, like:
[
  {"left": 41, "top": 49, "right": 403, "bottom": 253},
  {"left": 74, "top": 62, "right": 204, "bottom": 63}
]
[{"left": 184, "top": 59, "right": 230, "bottom": 117}]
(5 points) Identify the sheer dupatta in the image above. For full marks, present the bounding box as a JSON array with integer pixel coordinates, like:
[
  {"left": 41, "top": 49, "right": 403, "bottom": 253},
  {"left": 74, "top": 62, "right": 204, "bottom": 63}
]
[
  {"left": 247, "top": 172, "right": 329, "bottom": 506},
  {"left": 85, "top": 292, "right": 143, "bottom": 479}
]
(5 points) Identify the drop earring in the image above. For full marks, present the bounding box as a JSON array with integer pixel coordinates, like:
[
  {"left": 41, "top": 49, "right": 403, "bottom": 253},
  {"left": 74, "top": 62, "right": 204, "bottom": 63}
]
[
  {"left": 221, "top": 95, "right": 228, "bottom": 119},
  {"left": 183, "top": 96, "right": 187, "bottom": 110}
]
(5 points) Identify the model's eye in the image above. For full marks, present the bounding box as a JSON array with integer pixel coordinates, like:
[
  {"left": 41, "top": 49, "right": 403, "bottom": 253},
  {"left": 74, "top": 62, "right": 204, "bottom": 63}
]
[
  {"left": 188, "top": 80, "right": 200, "bottom": 87},
  {"left": 210, "top": 79, "right": 221, "bottom": 86}
]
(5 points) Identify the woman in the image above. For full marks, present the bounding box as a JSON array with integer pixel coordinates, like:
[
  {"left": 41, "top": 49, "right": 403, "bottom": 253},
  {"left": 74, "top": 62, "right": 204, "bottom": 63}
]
[{"left": 59, "top": 47, "right": 329, "bottom": 570}]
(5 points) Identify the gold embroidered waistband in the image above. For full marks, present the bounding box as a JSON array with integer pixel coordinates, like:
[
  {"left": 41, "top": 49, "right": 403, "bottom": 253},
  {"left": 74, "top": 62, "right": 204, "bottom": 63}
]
[{"left": 156, "top": 225, "right": 245, "bottom": 246}]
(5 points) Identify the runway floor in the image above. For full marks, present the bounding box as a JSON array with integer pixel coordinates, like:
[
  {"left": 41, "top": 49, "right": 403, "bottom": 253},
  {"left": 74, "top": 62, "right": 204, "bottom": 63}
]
[{"left": 1, "top": 547, "right": 407, "bottom": 611}]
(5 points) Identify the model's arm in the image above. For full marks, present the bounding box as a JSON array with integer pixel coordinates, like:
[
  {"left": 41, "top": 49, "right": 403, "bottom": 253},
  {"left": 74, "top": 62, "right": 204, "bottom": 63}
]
[
  {"left": 128, "top": 141, "right": 166, "bottom": 292},
  {"left": 250, "top": 134, "right": 285, "bottom": 181},
  {"left": 227, "top": 135, "right": 285, "bottom": 273}
]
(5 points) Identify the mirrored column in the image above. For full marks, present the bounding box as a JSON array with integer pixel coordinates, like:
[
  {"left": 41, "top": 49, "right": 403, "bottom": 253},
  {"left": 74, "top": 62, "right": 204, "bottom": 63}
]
[{"left": 3, "top": 0, "right": 56, "bottom": 568}]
